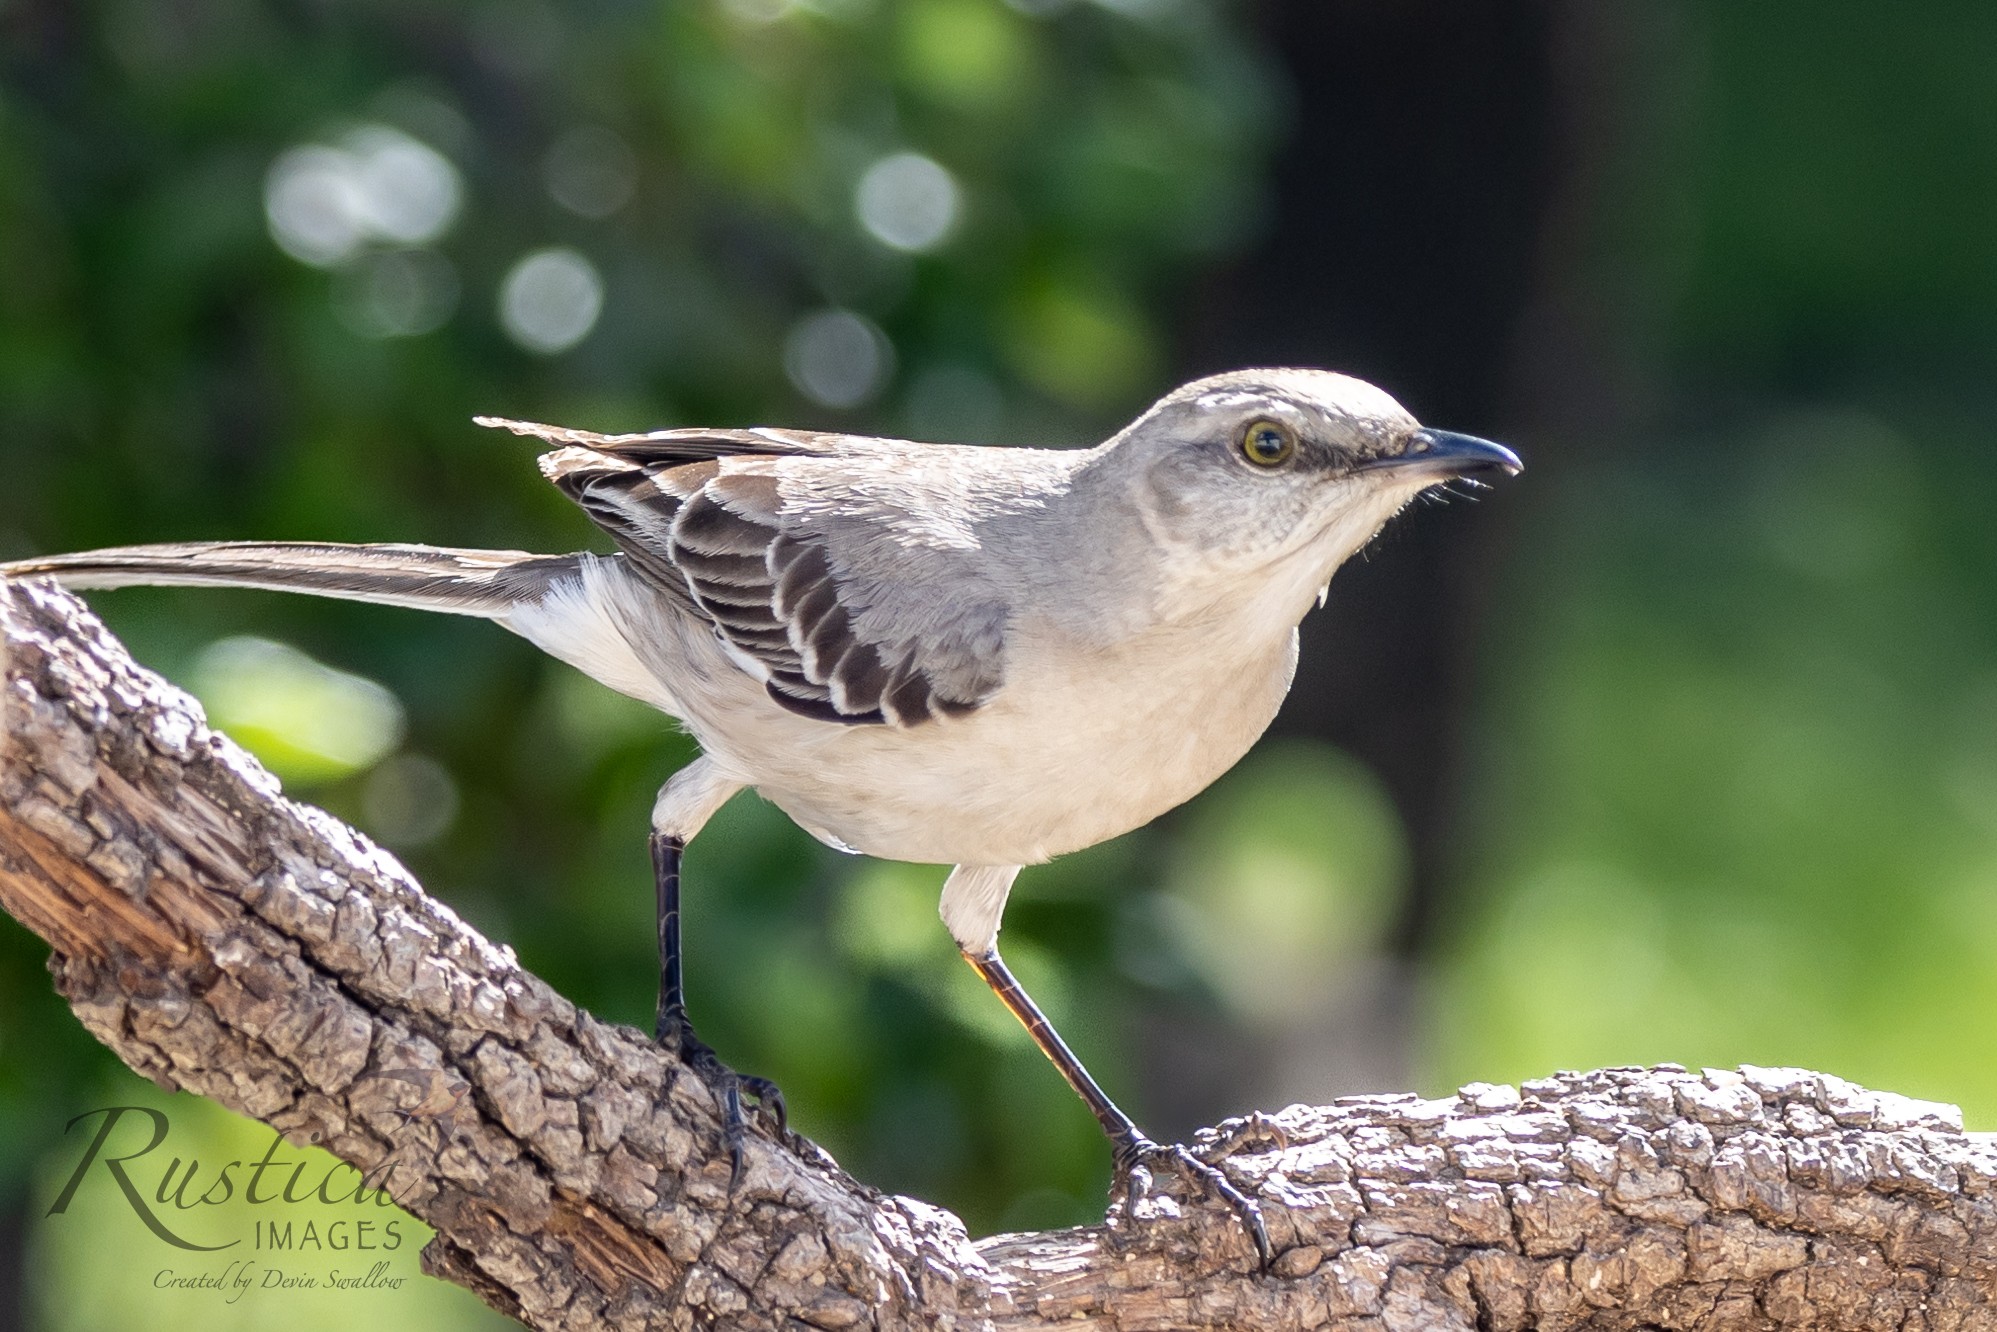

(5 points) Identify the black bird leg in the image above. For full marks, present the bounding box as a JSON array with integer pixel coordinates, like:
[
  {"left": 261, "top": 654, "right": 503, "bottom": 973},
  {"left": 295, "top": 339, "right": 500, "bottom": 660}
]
[
  {"left": 963, "top": 947, "right": 1272, "bottom": 1267},
  {"left": 651, "top": 832, "right": 785, "bottom": 1176}
]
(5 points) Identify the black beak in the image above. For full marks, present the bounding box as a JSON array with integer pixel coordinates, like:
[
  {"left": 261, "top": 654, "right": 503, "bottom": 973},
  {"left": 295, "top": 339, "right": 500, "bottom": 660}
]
[{"left": 1363, "top": 429, "right": 1523, "bottom": 481}]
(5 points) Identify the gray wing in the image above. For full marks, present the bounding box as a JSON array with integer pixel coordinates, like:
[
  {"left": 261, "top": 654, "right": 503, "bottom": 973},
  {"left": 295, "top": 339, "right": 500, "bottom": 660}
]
[
  {"left": 494, "top": 419, "right": 1008, "bottom": 727},
  {"left": 476, "top": 416, "right": 850, "bottom": 463}
]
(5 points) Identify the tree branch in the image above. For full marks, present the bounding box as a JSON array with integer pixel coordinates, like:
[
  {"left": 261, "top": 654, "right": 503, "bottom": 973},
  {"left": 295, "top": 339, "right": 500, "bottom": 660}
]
[{"left": 2, "top": 577, "right": 1996, "bottom": 1330}]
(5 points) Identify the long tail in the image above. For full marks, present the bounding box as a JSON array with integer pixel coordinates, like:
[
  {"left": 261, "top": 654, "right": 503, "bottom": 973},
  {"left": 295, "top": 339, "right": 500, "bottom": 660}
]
[{"left": 1, "top": 541, "right": 584, "bottom": 618}]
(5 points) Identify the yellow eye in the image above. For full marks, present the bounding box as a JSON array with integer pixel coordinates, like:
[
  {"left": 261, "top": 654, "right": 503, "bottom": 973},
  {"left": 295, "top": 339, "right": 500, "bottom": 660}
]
[{"left": 1240, "top": 419, "right": 1296, "bottom": 467}]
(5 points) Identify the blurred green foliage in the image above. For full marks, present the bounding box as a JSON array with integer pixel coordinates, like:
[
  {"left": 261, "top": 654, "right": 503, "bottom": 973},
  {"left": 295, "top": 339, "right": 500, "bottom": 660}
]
[
  {"left": 1431, "top": 1, "right": 1997, "bottom": 1121},
  {"left": 1436, "top": 403, "right": 1997, "bottom": 1110}
]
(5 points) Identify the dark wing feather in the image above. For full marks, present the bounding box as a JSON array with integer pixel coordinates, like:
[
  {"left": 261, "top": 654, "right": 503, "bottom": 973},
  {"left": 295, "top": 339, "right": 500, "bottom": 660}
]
[{"left": 532, "top": 442, "right": 1005, "bottom": 728}]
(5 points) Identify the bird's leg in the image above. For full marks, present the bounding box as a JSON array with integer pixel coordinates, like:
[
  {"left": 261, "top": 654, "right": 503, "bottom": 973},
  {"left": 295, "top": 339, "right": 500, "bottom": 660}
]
[
  {"left": 652, "top": 830, "right": 687, "bottom": 1040},
  {"left": 650, "top": 830, "right": 786, "bottom": 1175},
  {"left": 962, "top": 947, "right": 1272, "bottom": 1267},
  {"left": 648, "top": 764, "right": 778, "bottom": 1178}
]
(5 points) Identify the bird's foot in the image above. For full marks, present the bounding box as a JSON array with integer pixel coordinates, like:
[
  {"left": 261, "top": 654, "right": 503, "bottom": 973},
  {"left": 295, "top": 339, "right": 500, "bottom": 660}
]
[
  {"left": 1109, "top": 1131, "right": 1272, "bottom": 1268},
  {"left": 657, "top": 1014, "right": 786, "bottom": 1180}
]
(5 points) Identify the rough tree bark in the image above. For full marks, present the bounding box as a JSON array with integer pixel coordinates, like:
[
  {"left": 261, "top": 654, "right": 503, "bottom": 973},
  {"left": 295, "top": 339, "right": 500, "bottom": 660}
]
[{"left": 2, "top": 576, "right": 1995, "bottom": 1331}]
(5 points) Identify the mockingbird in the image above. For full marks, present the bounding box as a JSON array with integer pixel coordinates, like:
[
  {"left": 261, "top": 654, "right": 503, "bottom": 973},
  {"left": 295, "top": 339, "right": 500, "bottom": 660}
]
[{"left": 6, "top": 367, "right": 1518, "bottom": 1263}]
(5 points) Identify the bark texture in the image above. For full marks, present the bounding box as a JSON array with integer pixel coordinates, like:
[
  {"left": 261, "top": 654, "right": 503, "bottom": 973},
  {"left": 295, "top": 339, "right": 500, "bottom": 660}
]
[{"left": 2, "top": 575, "right": 1996, "bottom": 1331}]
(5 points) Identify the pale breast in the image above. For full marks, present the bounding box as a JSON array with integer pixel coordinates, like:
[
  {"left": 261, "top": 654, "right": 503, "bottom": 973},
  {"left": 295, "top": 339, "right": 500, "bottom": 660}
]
[
  {"left": 719, "top": 617, "right": 1302, "bottom": 866},
  {"left": 569, "top": 555, "right": 1304, "bottom": 867}
]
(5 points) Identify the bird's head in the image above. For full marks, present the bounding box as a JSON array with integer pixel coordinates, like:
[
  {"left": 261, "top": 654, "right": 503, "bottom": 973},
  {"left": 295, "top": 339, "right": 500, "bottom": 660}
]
[{"left": 1103, "top": 368, "right": 1520, "bottom": 610}]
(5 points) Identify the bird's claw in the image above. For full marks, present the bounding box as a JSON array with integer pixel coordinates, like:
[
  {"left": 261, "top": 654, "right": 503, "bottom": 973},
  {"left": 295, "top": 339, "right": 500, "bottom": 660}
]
[
  {"left": 1110, "top": 1133, "right": 1272, "bottom": 1269},
  {"left": 659, "top": 1017, "right": 787, "bottom": 1181}
]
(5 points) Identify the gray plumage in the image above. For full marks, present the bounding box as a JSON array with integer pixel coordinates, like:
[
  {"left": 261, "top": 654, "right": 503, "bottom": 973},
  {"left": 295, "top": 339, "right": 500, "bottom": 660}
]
[
  {"left": 8, "top": 540, "right": 578, "bottom": 616},
  {"left": 4, "top": 367, "right": 1520, "bottom": 957},
  {"left": 529, "top": 427, "right": 1021, "bottom": 726}
]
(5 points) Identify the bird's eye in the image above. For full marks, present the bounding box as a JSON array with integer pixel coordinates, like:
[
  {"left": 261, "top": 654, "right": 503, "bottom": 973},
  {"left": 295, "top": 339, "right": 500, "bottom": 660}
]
[{"left": 1239, "top": 419, "right": 1297, "bottom": 468}]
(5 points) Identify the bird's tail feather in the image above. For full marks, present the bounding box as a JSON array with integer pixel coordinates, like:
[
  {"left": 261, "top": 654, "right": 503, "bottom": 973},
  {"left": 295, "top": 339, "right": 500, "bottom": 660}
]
[{"left": 1, "top": 541, "right": 584, "bottom": 618}]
